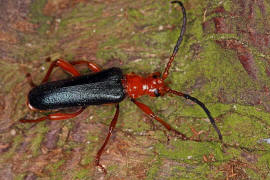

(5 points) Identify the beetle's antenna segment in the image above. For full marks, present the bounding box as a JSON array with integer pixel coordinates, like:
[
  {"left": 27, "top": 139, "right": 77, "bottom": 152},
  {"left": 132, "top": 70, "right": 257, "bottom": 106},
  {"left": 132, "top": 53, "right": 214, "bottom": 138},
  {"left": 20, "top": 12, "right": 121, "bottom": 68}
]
[
  {"left": 162, "top": 1, "right": 186, "bottom": 80},
  {"left": 167, "top": 88, "right": 223, "bottom": 141}
]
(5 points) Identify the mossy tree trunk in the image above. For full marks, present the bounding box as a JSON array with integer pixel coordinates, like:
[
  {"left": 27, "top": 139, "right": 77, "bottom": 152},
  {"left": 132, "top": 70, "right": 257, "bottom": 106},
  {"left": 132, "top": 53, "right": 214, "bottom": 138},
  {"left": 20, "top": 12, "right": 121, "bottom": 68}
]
[{"left": 0, "top": 0, "right": 270, "bottom": 179}]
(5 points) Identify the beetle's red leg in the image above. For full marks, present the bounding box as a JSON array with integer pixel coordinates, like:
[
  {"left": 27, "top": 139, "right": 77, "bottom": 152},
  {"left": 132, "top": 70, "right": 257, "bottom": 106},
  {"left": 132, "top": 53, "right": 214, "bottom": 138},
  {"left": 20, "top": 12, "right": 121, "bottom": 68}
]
[
  {"left": 20, "top": 107, "right": 85, "bottom": 123},
  {"left": 41, "top": 59, "right": 81, "bottom": 83},
  {"left": 25, "top": 59, "right": 80, "bottom": 87},
  {"left": 131, "top": 99, "right": 188, "bottom": 140},
  {"left": 95, "top": 104, "right": 119, "bottom": 174},
  {"left": 70, "top": 60, "right": 101, "bottom": 72},
  {"left": 26, "top": 73, "right": 37, "bottom": 88}
]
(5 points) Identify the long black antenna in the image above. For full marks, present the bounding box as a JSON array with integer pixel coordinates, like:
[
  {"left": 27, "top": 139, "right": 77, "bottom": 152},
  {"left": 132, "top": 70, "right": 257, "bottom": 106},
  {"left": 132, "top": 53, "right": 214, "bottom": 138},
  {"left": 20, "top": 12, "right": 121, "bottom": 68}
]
[
  {"left": 170, "top": 1, "right": 186, "bottom": 57},
  {"left": 162, "top": 1, "right": 187, "bottom": 80},
  {"left": 168, "top": 89, "right": 223, "bottom": 141},
  {"left": 183, "top": 94, "right": 223, "bottom": 141}
]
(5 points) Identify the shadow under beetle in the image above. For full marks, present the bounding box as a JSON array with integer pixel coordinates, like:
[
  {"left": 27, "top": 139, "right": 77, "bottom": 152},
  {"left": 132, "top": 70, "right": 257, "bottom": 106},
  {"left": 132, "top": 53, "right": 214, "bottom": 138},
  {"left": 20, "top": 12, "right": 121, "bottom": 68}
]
[{"left": 21, "top": 1, "right": 222, "bottom": 174}]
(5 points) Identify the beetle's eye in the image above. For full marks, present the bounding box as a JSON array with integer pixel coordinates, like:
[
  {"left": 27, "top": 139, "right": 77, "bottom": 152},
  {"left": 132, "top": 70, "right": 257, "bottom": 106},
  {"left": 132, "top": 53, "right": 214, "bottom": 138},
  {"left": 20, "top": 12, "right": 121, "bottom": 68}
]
[
  {"left": 152, "top": 74, "right": 158, "bottom": 79},
  {"left": 154, "top": 89, "right": 160, "bottom": 97}
]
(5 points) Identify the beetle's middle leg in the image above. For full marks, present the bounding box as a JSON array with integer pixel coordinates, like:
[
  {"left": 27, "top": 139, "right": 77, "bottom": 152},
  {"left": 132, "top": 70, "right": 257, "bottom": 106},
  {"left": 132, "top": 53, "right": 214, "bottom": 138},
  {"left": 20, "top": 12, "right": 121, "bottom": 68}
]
[{"left": 95, "top": 104, "right": 119, "bottom": 174}]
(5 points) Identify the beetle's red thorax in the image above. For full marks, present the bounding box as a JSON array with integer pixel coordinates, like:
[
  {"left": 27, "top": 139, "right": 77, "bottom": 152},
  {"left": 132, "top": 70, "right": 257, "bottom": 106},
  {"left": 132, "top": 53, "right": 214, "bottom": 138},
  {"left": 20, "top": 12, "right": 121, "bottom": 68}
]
[{"left": 123, "top": 73, "right": 167, "bottom": 99}]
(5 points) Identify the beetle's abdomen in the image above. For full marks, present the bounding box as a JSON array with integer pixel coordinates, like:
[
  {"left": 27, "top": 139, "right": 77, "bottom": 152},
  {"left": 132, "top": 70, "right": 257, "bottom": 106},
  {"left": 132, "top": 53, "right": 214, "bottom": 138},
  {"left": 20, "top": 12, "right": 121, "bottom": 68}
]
[{"left": 28, "top": 68, "right": 125, "bottom": 110}]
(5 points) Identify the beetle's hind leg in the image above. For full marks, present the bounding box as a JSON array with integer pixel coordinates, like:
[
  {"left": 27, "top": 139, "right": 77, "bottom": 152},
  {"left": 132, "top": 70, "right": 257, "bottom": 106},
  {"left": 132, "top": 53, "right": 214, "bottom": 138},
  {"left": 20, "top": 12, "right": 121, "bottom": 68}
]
[
  {"left": 25, "top": 59, "right": 81, "bottom": 88},
  {"left": 20, "top": 107, "right": 86, "bottom": 123},
  {"left": 26, "top": 59, "right": 101, "bottom": 87},
  {"left": 70, "top": 60, "right": 101, "bottom": 72},
  {"left": 26, "top": 73, "right": 37, "bottom": 88},
  {"left": 41, "top": 59, "right": 81, "bottom": 83}
]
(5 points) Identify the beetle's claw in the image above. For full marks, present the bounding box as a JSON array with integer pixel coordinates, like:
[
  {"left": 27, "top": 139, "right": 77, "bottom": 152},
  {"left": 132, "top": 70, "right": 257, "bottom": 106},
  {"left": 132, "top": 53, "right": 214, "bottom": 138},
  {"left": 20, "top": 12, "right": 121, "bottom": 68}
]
[{"left": 95, "top": 159, "right": 107, "bottom": 174}]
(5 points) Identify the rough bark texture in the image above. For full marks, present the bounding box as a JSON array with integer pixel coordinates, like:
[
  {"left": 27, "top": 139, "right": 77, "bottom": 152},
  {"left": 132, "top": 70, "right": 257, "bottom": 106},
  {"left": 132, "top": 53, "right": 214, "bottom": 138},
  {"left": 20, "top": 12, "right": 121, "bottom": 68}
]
[{"left": 1, "top": 0, "right": 270, "bottom": 179}]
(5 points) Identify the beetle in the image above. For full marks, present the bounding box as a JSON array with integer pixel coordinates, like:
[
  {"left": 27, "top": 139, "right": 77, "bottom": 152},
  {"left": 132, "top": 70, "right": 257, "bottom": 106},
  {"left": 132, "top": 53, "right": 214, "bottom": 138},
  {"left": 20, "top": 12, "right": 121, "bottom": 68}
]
[{"left": 21, "top": 1, "right": 222, "bottom": 173}]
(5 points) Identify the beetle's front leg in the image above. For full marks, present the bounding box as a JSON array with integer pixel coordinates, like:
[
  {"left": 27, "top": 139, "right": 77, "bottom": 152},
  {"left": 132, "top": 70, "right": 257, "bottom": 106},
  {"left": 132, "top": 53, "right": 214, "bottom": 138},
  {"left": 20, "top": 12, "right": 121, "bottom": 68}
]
[{"left": 131, "top": 99, "right": 188, "bottom": 140}]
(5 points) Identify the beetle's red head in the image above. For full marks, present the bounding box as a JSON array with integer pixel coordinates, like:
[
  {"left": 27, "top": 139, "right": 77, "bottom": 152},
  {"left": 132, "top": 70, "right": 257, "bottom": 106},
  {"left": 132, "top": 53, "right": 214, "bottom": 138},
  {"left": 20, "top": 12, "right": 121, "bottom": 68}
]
[{"left": 144, "top": 72, "right": 168, "bottom": 97}]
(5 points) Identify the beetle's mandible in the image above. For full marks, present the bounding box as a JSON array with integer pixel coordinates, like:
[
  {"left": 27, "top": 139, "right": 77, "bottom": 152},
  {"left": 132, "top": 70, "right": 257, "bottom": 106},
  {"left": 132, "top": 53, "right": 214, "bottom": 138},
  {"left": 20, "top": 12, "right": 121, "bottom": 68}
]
[{"left": 21, "top": 1, "right": 222, "bottom": 174}]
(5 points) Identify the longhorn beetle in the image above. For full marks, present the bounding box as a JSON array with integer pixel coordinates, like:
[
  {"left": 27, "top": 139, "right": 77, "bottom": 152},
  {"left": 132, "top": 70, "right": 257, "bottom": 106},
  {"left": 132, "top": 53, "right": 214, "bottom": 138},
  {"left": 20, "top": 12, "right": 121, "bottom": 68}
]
[{"left": 21, "top": 1, "right": 222, "bottom": 173}]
